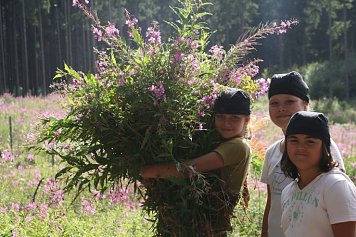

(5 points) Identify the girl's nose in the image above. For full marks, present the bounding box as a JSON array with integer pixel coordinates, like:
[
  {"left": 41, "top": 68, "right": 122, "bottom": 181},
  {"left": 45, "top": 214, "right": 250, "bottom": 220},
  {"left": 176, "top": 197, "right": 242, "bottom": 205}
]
[{"left": 278, "top": 104, "right": 287, "bottom": 112}]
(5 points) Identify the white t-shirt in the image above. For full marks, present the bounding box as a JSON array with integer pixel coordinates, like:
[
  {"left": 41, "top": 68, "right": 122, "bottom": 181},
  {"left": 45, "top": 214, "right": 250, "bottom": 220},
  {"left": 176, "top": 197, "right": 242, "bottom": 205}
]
[
  {"left": 260, "top": 138, "right": 345, "bottom": 237},
  {"left": 281, "top": 169, "right": 356, "bottom": 237}
]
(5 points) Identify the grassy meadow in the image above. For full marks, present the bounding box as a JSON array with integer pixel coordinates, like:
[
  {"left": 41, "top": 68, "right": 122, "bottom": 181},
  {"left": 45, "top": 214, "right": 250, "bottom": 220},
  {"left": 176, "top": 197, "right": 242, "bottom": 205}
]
[{"left": 0, "top": 93, "right": 355, "bottom": 236}]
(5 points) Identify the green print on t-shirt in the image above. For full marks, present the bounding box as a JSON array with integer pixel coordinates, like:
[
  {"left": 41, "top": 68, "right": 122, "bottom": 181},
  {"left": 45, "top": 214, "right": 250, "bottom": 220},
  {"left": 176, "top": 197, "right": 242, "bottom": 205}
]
[
  {"left": 283, "top": 190, "right": 319, "bottom": 210},
  {"left": 283, "top": 188, "right": 320, "bottom": 226}
]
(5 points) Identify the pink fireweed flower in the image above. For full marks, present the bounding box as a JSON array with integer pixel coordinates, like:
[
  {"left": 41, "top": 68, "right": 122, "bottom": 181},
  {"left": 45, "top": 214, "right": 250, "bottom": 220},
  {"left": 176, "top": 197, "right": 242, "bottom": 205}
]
[
  {"left": 93, "top": 190, "right": 106, "bottom": 200},
  {"left": 276, "top": 20, "right": 295, "bottom": 35},
  {"left": 125, "top": 17, "right": 138, "bottom": 27},
  {"left": 25, "top": 216, "right": 32, "bottom": 223},
  {"left": 209, "top": 45, "right": 224, "bottom": 60},
  {"left": 1, "top": 149, "right": 14, "bottom": 161},
  {"left": 244, "top": 62, "right": 260, "bottom": 77},
  {"left": 198, "top": 110, "right": 205, "bottom": 117},
  {"left": 39, "top": 203, "right": 48, "bottom": 219},
  {"left": 230, "top": 70, "right": 243, "bottom": 86},
  {"left": 72, "top": 0, "right": 80, "bottom": 7},
  {"left": 253, "top": 78, "right": 270, "bottom": 99},
  {"left": 186, "top": 54, "right": 200, "bottom": 72},
  {"left": 50, "top": 190, "right": 65, "bottom": 204},
  {"left": 11, "top": 203, "right": 21, "bottom": 211},
  {"left": 54, "top": 128, "right": 62, "bottom": 138},
  {"left": 198, "top": 123, "right": 204, "bottom": 130},
  {"left": 25, "top": 202, "right": 37, "bottom": 211},
  {"left": 200, "top": 87, "right": 219, "bottom": 110},
  {"left": 106, "top": 23, "right": 120, "bottom": 37},
  {"left": 174, "top": 52, "right": 184, "bottom": 62},
  {"left": 96, "top": 60, "right": 105, "bottom": 71},
  {"left": 81, "top": 199, "right": 96, "bottom": 215},
  {"left": 191, "top": 41, "right": 199, "bottom": 49},
  {"left": 146, "top": 26, "right": 161, "bottom": 45},
  {"left": 92, "top": 27, "right": 103, "bottom": 41},
  {"left": 72, "top": 78, "right": 81, "bottom": 86},
  {"left": 148, "top": 83, "right": 165, "bottom": 105},
  {"left": 187, "top": 77, "right": 197, "bottom": 85}
]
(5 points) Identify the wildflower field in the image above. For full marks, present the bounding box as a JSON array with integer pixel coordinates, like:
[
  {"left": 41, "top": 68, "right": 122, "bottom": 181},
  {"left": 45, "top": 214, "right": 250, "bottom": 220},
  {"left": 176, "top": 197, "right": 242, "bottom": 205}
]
[{"left": 0, "top": 93, "right": 355, "bottom": 236}]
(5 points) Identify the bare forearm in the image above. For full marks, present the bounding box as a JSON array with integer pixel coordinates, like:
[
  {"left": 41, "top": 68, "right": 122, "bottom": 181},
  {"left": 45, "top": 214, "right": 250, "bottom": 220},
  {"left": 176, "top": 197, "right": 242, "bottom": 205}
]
[
  {"left": 332, "top": 221, "right": 356, "bottom": 237},
  {"left": 140, "top": 163, "right": 179, "bottom": 178},
  {"left": 261, "top": 185, "right": 271, "bottom": 237}
]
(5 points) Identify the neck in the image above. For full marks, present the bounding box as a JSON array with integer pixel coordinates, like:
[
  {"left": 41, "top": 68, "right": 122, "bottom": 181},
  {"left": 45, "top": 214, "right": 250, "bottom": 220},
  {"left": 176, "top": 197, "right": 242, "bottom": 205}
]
[{"left": 297, "top": 168, "right": 322, "bottom": 189}]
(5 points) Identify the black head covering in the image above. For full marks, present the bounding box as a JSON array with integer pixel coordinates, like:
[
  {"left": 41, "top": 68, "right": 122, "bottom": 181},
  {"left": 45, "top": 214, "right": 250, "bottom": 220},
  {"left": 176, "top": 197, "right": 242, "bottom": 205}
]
[
  {"left": 285, "top": 111, "right": 330, "bottom": 146},
  {"left": 213, "top": 88, "right": 251, "bottom": 115},
  {"left": 268, "top": 71, "right": 310, "bottom": 102}
]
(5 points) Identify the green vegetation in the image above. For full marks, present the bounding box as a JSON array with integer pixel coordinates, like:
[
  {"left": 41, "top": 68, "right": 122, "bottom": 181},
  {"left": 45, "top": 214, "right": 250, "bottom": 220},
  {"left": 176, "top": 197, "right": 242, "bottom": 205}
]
[{"left": 0, "top": 94, "right": 354, "bottom": 236}]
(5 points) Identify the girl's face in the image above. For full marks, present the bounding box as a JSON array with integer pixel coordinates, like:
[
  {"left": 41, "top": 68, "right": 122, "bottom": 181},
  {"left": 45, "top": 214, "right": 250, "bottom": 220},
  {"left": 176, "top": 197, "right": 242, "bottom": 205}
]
[
  {"left": 287, "top": 134, "right": 322, "bottom": 172},
  {"left": 214, "top": 114, "right": 249, "bottom": 139},
  {"left": 269, "top": 94, "right": 308, "bottom": 131}
]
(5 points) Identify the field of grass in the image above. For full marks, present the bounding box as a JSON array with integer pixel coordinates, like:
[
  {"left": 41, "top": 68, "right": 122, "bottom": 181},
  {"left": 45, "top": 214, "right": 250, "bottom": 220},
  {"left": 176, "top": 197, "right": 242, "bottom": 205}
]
[{"left": 0, "top": 93, "right": 355, "bottom": 236}]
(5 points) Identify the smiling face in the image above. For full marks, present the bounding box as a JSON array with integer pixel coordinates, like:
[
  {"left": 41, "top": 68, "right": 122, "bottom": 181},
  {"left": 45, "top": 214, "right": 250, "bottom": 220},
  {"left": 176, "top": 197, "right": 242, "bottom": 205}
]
[
  {"left": 286, "top": 134, "right": 322, "bottom": 172},
  {"left": 269, "top": 94, "right": 308, "bottom": 131},
  {"left": 214, "top": 114, "right": 250, "bottom": 139}
]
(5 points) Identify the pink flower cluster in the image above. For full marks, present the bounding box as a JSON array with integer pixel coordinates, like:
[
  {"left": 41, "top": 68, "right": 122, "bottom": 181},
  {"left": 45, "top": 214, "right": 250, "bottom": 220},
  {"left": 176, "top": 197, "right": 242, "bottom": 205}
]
[
  {"left": 72, "top": 0, "right": 89, "bottom": 8},
  {"left": 1, "top": 149, "right": 15, "bottom": 161},
  {"left": 81, "top": 199, "right": 96, "bottom": 215},
  {"left": 92, "top": 27, "right": 103, "bottom": 42},
  {"left": 148, "top": 83, "right": 165, "bottom": 105},
  {"left": 252, "top": 78, "right": 270, "bottom": 99},
  {"left": 146, "top": 26, "right": 161, "bottom": 45},
  {"left": 275, "top": 20, "right": 295, "bottom": 35},
  {"left": 209, "top": 45, "right": 224, "bottom": 60},
  {"left": 106, "top": 23, "right": 120, "bottom": 37}
]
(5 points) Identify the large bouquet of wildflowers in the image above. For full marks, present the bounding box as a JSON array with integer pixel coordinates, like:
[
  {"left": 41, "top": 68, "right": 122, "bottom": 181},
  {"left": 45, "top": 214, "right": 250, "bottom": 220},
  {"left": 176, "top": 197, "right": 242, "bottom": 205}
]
[{"left": 35, "top": 0, "right": 296, "bottom": 235}]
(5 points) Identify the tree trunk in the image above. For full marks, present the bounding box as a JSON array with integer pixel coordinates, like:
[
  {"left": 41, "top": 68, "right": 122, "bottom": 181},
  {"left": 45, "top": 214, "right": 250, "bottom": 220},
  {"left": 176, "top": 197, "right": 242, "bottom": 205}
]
[
  {"left": 21, "top": 0, "right": 29, "bottom": 96},
  {"left": 343, "top": 0, "right": 349, "bottom": 101},
  {"left": 38, "top": 7, "right": 47, "bottom": 95},
  {"left": 64, "top": 0, "right": 72, "bottom": 65},
  {"left": 0, "top": 5, "right": 6, "bottom": 93},
  {"left": 14, "top": 10, "right": 20, "bottom": 96},
  {"left": 327, "top": 13, "right": 333, "bottom": 98},
  {"left": 55, "top": 1, "right": 62, "bottom": 67}
]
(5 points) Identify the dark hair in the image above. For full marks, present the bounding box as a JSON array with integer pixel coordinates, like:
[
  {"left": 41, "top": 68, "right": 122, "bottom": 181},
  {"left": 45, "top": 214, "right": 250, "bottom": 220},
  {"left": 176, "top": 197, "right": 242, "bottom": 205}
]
[
  {"left": 213, "top": 88, "right": 251, "bottom": 115},
  {"left": 281, "top": 139, "right": 337, "bottom": 180}
]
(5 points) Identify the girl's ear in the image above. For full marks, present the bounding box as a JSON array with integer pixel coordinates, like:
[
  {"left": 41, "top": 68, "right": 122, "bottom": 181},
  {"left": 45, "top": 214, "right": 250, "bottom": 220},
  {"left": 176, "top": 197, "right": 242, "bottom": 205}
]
[
  {"left": 303, "top": 101, "right": 309, "bottom": 111},
  {"left": 245, "top": 115, "right": 251, "bottom": 124}
]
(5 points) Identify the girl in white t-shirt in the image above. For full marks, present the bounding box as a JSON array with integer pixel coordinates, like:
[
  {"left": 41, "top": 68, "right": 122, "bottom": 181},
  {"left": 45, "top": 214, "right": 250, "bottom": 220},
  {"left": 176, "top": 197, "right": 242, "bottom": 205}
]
[
  {"left": 260, "top": 71, "right": 345, "bottom": 237},
  {"left": 280, "top": 111, "right": 356, "bottom": 237}
]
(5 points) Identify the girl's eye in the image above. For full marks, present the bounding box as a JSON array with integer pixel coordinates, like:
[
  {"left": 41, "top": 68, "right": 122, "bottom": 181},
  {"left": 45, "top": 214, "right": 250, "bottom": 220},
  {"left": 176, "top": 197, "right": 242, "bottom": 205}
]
[
  {"left": 306, "top": 140, "right": 316, "bottom": 145},
  {"left": 287, "top": 139, "right": 298, "bottom": 144},
  {"left": 285, "top": 100, "right": 295, "bottom": 106},
  {"left": 269, "top": 101, "right": 278, "bottom": 107}
]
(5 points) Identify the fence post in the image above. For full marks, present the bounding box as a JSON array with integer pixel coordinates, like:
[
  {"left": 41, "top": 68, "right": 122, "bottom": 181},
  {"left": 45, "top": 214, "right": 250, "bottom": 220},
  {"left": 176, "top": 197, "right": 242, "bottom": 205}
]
[{"left": 9, "top": 116, "right": 13, "bottom": 153}]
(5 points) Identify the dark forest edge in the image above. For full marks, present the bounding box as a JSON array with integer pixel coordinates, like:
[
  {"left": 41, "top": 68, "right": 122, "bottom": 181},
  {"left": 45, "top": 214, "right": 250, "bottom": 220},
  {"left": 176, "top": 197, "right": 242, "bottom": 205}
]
[{"left": 0, "top": 0, "right": 355, "bottom": 102}]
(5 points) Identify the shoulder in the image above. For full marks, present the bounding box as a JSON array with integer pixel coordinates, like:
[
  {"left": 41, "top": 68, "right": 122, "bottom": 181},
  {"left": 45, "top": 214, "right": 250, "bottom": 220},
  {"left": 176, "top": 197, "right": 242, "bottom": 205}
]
[
  {"left": 264, "top": 139, "right": 283, "bottom": 162},
  {"left": 218, "top": 137, "right": 250, "bottom": 150},
  {"left": 329, "top": 138, "right": 346, "bottom": 170},
  {"left": 214, "top": 138, "right": 251, "bottom": 161},
  {"left": 266, "top": 139, "right": 282, "bottom": 154},
  {"left": 321, "top": 169, "right": 355, "bottom": 190},
  {"left": 281, "top": 180, "right": 297, "bottom": 197}
]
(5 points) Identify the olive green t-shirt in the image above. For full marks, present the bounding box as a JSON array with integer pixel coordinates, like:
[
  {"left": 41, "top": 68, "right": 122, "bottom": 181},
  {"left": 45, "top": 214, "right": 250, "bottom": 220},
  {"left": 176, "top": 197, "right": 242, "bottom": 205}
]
[{"left": 213, "top": 137, "right": 251, "bottom": 194}]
